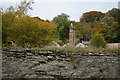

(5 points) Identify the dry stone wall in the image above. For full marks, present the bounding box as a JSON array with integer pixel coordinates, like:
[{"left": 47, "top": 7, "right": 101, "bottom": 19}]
[{"left": 2, "top": 48, "right": 119, "bottom": 79}]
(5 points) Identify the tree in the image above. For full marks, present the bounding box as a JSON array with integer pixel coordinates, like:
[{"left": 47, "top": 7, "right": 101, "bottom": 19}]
[
  {"left": 100, "top": 17, "right": 119, "bottom": 43},
  {"left": 33, "top": 17, "right": 44, "bottom": 21},
  {"left": 2, "top": 0, "right": 57, "bottom": 47},
  {"left": 92, "top": 17, "right": 119, "bottom": 43},
  {"left": 4, "top": 0, "right": 34, "bottom": 17},
  {"left": 90, "top": 32, "right": 107, "bottom": 48},
  {"left": 78, "top": 11, "right": 105, "bottom": 43},
  {"left": 8, "top": 17, "right": 56, "bottom": 47},
  {"left": 0, "top": 8, "right": 2, "bottom": 46},
  {"left": 2, "top": 12, "right": 16, "bottom": 44},
  {"left": 80, "top": 11, "right": 105, "bottom": 23},
  {"left": 105, "top": 8, "right": 120, "bottom": 42},
  {"left": 106, "top": 8, "right": 120, "bottom": 22},
  {"left": 75, "top": 22, "right": 92, "bottom": 42},
  {"left": 2, "top": 0, "right": 34, "bottom": 46},
  {"left": 53, "top": 13, "right": 70, "bottom": 43},
  {"left": 17, "top": 0, "right": 34, "bottom": 15}
]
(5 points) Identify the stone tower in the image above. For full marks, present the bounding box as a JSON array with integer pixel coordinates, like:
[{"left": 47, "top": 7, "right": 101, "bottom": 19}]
[{"left": 69, "top": 23, "right": 74, "bottom": 47}]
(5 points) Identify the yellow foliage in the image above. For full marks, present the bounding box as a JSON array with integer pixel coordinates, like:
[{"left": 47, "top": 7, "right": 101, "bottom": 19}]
[{"left": 7, "top": 16, "right": 57, "bottom": 47}]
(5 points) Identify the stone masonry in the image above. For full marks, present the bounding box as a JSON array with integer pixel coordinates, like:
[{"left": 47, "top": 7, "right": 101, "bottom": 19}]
[
  {"left": 2, "top": 48, "right": 119, "bottom": 79},
  {"left": 69, "top": 23, "right": 74, "bottom": 47}
]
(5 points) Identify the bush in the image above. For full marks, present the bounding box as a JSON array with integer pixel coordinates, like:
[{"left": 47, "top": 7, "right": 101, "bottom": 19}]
[
  {"left": 90, "top": 32, "right": 107, "bottom": 48},
  {"left": 55, "top": 39, "right": 64, "bottom": 46},
  {"left": 5, "top": 16, "right": 56, "bottom": 47}
]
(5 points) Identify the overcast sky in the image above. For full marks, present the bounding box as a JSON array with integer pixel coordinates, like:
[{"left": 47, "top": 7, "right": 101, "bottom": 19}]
[
  {"left": 0, "top": 0, "right": 119, "bottom": 21},
  {"left": 0, "top": 0, "right": 120, "bottom": 2}
]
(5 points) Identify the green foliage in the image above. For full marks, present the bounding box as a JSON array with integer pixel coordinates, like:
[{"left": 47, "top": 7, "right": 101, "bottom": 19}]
[
  {"left": 35, "top": 46, "right": 118, "bottom": 54},
  {"left": 53, "top": 13, "right": 70, "bottom": 43},
  {"left": 55, "top": 39, "right": 64, "bottom": 46},
  {"left": 2, "top": 12, "right": 16, "bottom": 44},
  {"left": 77, "top": 11, "right": 105, "bottom": 44},
  {"left": 2, "top": 0, "right": 120, "bottom": 48},
  {"left": 73, "top": 65, "right": 77, "bottom": 69},
  {"left": 79, "top": 8, "right": 120, "bottom": 43},
  {"left": 75, "top": 22, "right": 92, "bottom": 43},
  {"left": 92, "top": 17, "right": 119, "bottom": 43},
  {"left": 104, "top": 8, "right": 120, "bottom": 42},
  {"left": 106, "top": 8, "right": 120, "bottom": 22},
  {"left": 91, "top": 75, "right": 101, "bottom": 80},
  {"left": 90, "top": 32, "right": 107, "bottom": 48}
]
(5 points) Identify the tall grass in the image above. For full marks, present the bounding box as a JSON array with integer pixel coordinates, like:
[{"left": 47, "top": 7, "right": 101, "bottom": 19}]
[
  {"left": 3, "top": 46, "right": 119, "bottom": 53},
  {"left": 39, "top": 46, "right": 119, "bottom": 53}
]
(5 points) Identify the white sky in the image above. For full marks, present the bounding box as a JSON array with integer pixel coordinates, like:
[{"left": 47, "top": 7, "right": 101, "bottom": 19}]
[
  {"left": 0, "top": 0, "right": 120, "bottom": 2},
  {"left": 0, "top": 0, "right": 119, "bottom": 21}
]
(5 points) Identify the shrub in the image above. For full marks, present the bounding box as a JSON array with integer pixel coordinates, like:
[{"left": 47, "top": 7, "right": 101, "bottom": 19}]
[
  {"left": 55, "top": 39, "right": 64, "bottom": 46},
  {"left": 90, "top": 32, "right": 107, "bottom": 48},
  {"left": 7, "top": 17, "right": 56, "bottom": 47}
]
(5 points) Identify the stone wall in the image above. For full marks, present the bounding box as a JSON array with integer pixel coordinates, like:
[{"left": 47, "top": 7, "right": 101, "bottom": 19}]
[{"left": 2, "top": 48, "right": 119, "bottom": 79}]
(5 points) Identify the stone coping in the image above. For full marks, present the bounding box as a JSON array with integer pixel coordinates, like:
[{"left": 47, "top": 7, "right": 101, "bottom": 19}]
[{"left": 2, "top": 48, "right": 118, "bottom": 56}]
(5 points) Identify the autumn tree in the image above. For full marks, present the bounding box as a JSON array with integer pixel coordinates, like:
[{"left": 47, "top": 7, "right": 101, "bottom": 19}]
[
  {"left": 2, "top": 0, "right": 34, "bottom": 46},
  {"left": 0, "top": 8, "right": 2, "bottom": 46},
  {"left": 33, "top": 17, "right": 45, "bottom": 21},
  {"left": 2, "top": 12, "right": 17, "bottom": 44},
  {"left": 106, "top": 8, "right": 120, "bottom": 22},
  {"left": 92, "top": 17, "right": 119, "bottom": 43},
  {"left": 9, "top": 17, "right": 56, "bottom": 47},
  {"left": 17, "top": 0, "right": 34, "bottom": 15},
  {"left": 53, "top": 13, "right": 70, "bottom": 43},
  {"left": 77, "top": 11, "right": 105, "bottom": 43},
  {"left": 80, "top": 11, "right": 105, "bottom": 23},
  {"left": 2, "top": 0, "right": 57, "bottom": 47},
  {"left": 105, "top": 8, "right": 120, "bottom": 42},
  {"left": 80, "top": 9, "right": 120, "bottom": 43}
]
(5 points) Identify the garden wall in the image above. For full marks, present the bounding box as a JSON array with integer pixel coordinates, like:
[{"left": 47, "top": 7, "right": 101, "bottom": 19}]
[{"left": 2, "top": 48, "right": 119, "bottom": 79}]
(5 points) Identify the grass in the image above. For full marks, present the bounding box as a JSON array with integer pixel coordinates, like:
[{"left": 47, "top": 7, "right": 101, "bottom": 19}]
[
  {"left": 3, "top": 46, "right": 119, "bottom": 53},
  {"left": 38, "top": 46, "right": 119, "bottom": 53},
  {"left": 58, "top": 65, "right": 65, "bottom": 68},
  {"left": 36, "top": 72, "right": 48, "bottom": 77},
  {"left": 91, "top": 75, "right": 102, "bottom": 80}
]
